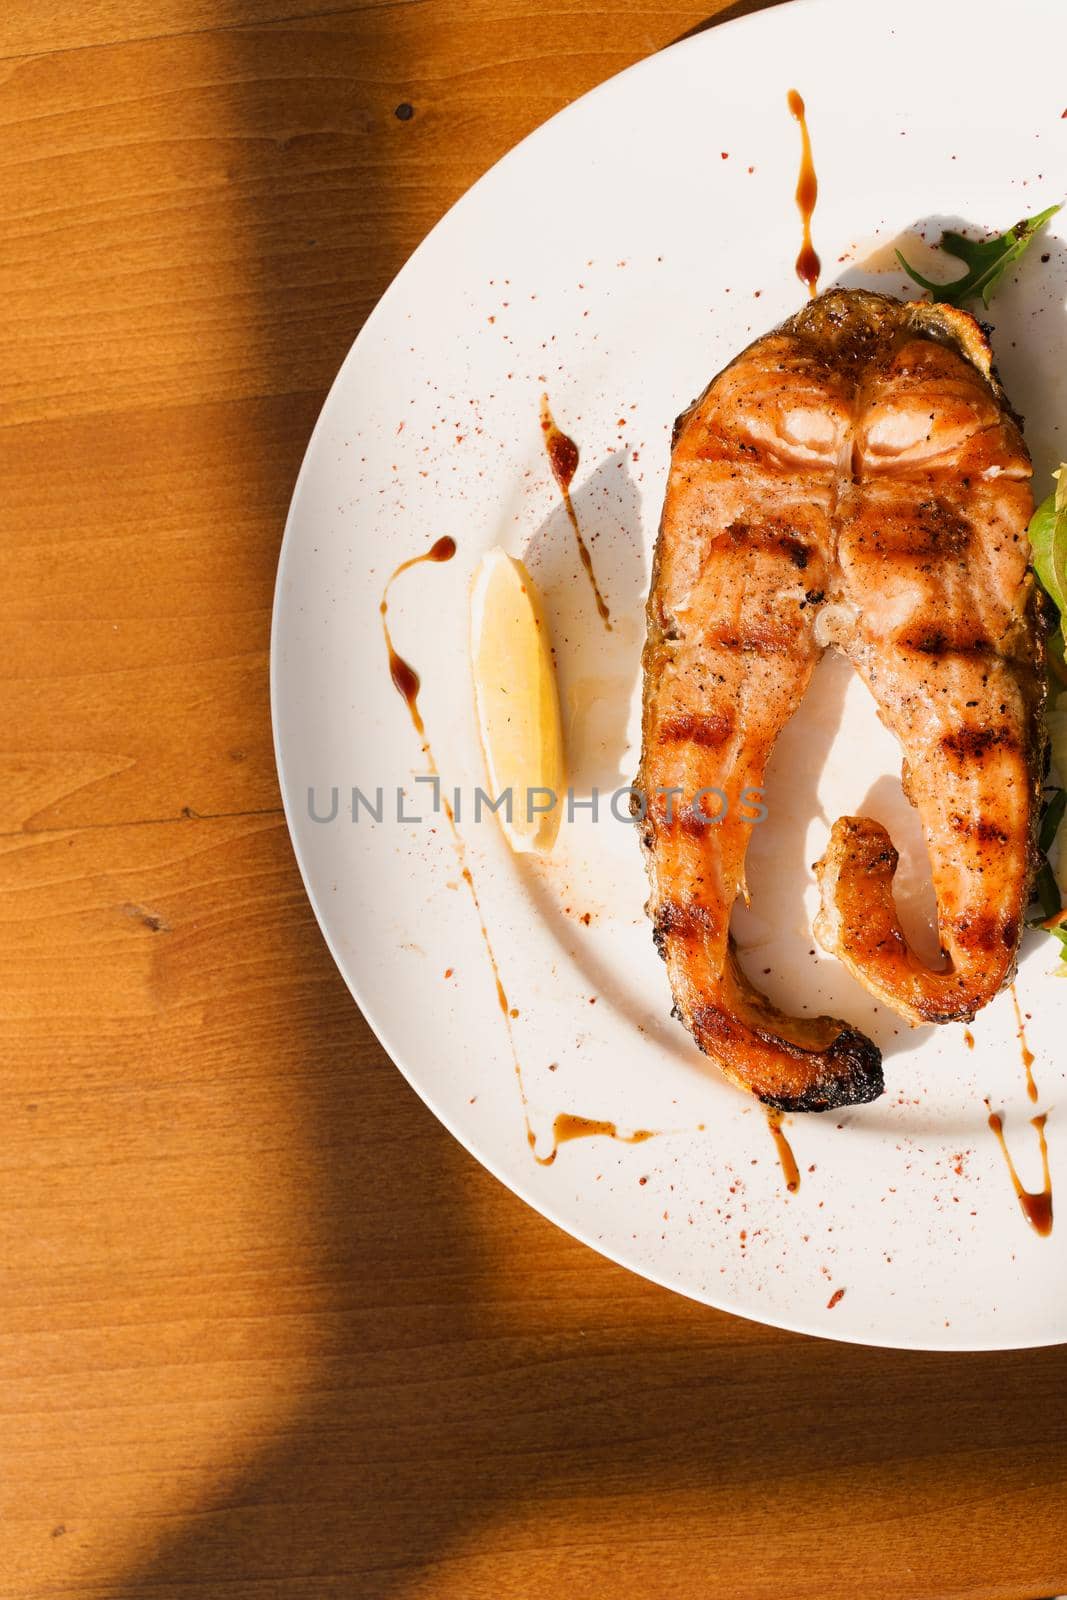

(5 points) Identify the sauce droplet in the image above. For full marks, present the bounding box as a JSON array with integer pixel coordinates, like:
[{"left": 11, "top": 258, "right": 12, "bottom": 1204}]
[
  {"left": 963, "top": 1028, "right": 975, "bottom": 1050},
  {"left": 539, "top": 393, "right": 612, "bottom": 629},
  {"left": 765, "top": 1105, "right": 800, "bottom": 1193},
  {"left": 385, "top": 645, "right": 421, "bottom": 729},
  {"left": 787, "top": 89, "right": 820, "bottom": 297},
  {"left": 986, "top": 1101, "right": 1053, "bottom": 1236},
  {"left": 531, "top": 1114, "right": 657, "bottom": 1167},
  {"left": 1010, "top": 984, "right": 1038, "bottom": 1102},
  {"left": 826, "top": 1287, "right": 845, "bottom": 1310}
]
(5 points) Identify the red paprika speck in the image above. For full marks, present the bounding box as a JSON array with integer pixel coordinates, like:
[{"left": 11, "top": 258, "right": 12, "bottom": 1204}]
[
  {"left": 827, "top": 1287, "right": 845, "bottom": 1309},
  {"left": 721, "top": 151, "right": 729, "bottom": 159}
]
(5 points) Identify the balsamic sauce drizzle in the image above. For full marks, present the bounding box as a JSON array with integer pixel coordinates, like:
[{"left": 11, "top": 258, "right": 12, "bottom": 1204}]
[
  {"left": 1009, "top": 984, "right": 1038, "bottom": 1103},
  {"left": 765, "top": 1105, "right": 800, "bottom": 1193},
  {"left": 539, "top": 393, "right": 612, "bottom": 628},
  {"left": 382, "top": 538, "right": 654, "bottom": 1165},
  {"left": 787, "top": 89, "right": 820, "bottom": 297},
  {"left": 532, "top": 1115, "right": 657, "bottom": 1168},
  {"left": 380, "top": 536, "right": 456, "bottom": 739},
  {"left": 985, "top": 1102, "right": 1053, "bottom": 1237},
  {"left": 380, "top": 537, "right": 542, "bottom": 1151}
]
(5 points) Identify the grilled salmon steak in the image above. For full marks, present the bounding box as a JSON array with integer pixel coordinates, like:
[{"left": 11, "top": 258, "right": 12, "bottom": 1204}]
[{"left": 639, "top": 288, "right": 1046, "bottom": 1109}]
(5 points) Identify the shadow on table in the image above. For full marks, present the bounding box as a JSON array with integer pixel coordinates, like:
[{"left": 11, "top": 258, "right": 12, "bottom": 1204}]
[
  {"left": 672, "top": 0, "right": 794, "bottom": 36},
  {"left": 117, "top": 5, "right": 1067, "bottom": 1598}
]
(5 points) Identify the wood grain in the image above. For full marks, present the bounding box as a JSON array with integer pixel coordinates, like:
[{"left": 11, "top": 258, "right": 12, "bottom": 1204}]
[
  {"left": 0, "top": 2, "right": 426, "bottom": 65},
  {"left": 3, "top": 3, "right": 1067, "bottom": 1598}
]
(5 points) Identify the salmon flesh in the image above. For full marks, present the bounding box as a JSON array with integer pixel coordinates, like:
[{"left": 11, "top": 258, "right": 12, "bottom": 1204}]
[{"left": 638, "top": 288, "right": 1046, "bottom": 1110}]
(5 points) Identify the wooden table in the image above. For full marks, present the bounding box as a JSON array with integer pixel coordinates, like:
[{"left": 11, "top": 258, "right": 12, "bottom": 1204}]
[{"left": 4, "top": 3, "right": 1066, "bottom": 1595}]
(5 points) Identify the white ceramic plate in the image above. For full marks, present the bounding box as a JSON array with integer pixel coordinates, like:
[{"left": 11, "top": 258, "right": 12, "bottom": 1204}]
[{"left": 272, "top": 0, "right": 1067, "bottom": 1349}]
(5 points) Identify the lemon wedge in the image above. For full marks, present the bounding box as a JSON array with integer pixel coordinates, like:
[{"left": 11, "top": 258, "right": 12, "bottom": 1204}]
[{"left": 470, "top": 549, "right": 564, "bottom": 853}]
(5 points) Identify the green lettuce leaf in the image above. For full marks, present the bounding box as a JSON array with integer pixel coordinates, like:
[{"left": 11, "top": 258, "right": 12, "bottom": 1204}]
[
  {"left": 1029, "top": 493, "right": 1067, "bottom": 617},
  {"left": 1039, "top": 788, "right": 1067, "bottom": 857},
  {"left": 897, "top": 204, "right": 1060, "bottom": 308}
]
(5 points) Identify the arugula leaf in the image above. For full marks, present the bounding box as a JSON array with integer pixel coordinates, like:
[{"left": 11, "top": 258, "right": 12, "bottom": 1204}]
[
  {"left": 1029, "top": 859, "right": 1062, "bottom": 923},
  {"left": 1029, "top": 793, "right": 1066, "bottom": 933},
  {"left": 1050, "top": 628, "right": 1067, "bottom": 688},
  {"left": 1027, "top": 472, "right": 1067, "bottom": 958},
  {"left": 1039, "top": 788, "right": 1067, "bottom": 857},
  {"left": 896, "top": 204, "right": 1060, "bottom": 308}
]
